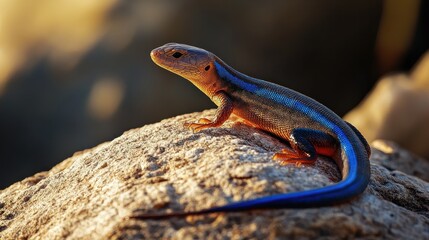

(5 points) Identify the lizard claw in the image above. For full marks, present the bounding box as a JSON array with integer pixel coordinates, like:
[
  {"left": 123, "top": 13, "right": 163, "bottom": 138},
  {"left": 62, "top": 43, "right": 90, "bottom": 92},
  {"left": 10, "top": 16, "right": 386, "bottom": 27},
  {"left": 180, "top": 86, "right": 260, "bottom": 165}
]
[
  {"left": 184, "top": 118, "right": 215, "bottom": 132},
  {"left": 183, "top": 122, "right": 210, "bottom": 133},
  {"left": 197, "top": 118, "right": 212, "bottom": 124}
]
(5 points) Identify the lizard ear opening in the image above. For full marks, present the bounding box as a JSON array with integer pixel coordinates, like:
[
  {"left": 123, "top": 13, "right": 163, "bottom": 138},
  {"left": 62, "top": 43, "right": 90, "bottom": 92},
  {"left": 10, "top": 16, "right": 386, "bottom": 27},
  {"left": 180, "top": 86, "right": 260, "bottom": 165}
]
[{"left": 205, "top": 65, "right": 210, "bottom": 71}]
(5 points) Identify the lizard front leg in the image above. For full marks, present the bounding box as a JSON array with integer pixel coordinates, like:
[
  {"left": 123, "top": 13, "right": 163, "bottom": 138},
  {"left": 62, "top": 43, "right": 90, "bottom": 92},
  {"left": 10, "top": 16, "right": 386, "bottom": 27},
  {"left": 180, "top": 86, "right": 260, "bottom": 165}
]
[{"left": 185, "top": 91, "right": 233, "bottom": 132}]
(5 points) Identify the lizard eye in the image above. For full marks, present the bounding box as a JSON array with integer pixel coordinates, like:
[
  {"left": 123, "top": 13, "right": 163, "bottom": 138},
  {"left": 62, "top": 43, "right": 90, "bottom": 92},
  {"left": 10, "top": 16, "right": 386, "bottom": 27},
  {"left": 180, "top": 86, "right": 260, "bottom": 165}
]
[
  {"left": 204, "top": 65, "right": 210, "bottom": 71},
  {"left": 172, "top": 52, "right": 183, "bottom": 58}
]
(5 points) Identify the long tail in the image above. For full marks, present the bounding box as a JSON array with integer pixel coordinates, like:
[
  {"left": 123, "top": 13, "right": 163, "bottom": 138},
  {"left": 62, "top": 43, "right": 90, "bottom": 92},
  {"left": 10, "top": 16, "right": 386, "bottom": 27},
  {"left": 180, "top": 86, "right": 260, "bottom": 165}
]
[{"left": 130, "top": 174, "right": 368, "bottom": 220}]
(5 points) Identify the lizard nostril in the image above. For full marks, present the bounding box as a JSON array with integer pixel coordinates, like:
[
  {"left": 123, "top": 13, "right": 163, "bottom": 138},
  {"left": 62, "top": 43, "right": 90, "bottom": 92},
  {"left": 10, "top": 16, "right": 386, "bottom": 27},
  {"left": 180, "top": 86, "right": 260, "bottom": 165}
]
[{"left": 172, "top": 52, "right": 183, "bottom": 58}]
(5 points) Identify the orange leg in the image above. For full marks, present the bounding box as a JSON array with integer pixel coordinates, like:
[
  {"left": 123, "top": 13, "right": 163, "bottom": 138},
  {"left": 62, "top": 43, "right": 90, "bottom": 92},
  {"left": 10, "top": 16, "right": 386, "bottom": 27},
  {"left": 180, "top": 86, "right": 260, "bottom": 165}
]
[
  {"left": 184, "top": 118, "right": 213, "bottom": 132},
  {"left": 273, "top": 148, "right": 316, "bottom": 167},
  {"left": 273, "top": 128, "right": 338, "bottom": 167},
  {"left": 184, "top": 92, "right": 233, "bottom": 132}
]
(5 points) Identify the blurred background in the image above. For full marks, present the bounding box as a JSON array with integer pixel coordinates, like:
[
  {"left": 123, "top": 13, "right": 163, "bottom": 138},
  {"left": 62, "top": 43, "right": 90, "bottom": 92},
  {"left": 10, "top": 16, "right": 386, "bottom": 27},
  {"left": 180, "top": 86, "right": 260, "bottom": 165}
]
[{"left": 0, "top": 0, "right": 428, "bottom": 189}]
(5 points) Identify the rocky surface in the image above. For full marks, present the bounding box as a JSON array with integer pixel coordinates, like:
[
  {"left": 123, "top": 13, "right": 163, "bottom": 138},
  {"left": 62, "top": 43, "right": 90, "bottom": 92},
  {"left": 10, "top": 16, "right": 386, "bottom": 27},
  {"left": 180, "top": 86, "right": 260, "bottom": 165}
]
[
  {"left": 345, "top": 51, "right": 429, "bottom": 159},
  {"left": 370, "top": 140, "right": 429, "bottom": 182},
  {"left": 0, "top": 110, "right": 428, "bottom": 239}
]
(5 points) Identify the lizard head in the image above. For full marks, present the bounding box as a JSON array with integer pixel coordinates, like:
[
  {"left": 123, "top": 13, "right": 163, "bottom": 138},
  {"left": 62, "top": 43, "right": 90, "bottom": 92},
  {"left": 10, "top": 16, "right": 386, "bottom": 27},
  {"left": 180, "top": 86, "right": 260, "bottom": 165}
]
[{"left": 151, "top": 43, "right": 221, "bottom": 95}]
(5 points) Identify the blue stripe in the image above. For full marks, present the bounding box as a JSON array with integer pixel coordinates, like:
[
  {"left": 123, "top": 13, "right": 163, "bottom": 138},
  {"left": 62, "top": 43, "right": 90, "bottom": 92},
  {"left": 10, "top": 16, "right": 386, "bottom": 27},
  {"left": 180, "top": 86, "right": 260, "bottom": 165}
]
[
  {"left": 215, "top": 61, "right": 259, "bottom": 92},
  {"left": 214, "top": 61, "right": 357, "bottom": 182}
]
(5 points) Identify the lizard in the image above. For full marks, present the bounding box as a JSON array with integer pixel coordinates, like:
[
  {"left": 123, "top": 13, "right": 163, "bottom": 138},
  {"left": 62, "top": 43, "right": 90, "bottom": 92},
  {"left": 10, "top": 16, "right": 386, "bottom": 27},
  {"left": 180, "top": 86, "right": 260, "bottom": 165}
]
[{"left": 132, "top": 43, "right": 371, "bottom": 219}]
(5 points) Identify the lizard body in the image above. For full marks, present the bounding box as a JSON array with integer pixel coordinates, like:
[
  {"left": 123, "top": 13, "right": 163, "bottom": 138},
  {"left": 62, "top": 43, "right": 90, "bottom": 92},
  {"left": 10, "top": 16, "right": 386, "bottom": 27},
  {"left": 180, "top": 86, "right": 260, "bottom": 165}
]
[{"left": 135, "top": 43, "right": 371, "bottom": 219}]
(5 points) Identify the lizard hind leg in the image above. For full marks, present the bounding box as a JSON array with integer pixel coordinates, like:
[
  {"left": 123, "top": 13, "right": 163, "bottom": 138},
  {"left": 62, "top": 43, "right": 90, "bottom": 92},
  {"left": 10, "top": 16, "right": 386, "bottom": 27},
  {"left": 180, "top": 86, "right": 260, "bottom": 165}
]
[{"left": 273, "top": 128, "right": 337, "bottom": 167}]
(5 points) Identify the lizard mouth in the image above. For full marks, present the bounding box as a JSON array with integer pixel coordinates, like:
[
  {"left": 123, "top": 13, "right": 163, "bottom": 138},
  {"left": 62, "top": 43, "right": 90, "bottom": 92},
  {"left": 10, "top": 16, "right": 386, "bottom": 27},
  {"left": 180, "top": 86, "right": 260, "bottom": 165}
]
[{"left": 150, "top": 47, "right": 167, "bottom": 67}]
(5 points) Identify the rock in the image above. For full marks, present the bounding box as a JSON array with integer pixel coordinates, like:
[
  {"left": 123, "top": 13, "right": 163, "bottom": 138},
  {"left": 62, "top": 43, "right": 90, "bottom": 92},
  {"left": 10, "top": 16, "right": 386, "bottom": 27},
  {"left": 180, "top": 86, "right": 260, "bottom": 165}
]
[
  {"left": 0, "top": 110, "right": 428, "bottom": 239},
  {"left": 345, "top": 51, "right": 429, "bottom": 159},
  {"left": 371, "top": 140, "right": 429, "bottom": 182}
]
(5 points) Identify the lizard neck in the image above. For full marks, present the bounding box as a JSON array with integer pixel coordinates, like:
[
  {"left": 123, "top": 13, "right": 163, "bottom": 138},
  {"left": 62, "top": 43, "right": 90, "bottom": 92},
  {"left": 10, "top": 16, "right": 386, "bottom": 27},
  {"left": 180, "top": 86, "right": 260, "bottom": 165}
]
[{"left": 213, "top": 57, "right": 259, "bottom": 92}]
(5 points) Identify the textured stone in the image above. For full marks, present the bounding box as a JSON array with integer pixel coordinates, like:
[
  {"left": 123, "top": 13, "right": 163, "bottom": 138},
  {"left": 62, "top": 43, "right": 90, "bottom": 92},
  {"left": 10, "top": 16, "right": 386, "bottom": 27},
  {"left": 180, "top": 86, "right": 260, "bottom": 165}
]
[
  {"left": 345, "top": 51, "right": 429, "bottom": 159},
  {"left": 371, "top": 140, "right": 429, "bottom": 182},
  {"left": 0, "top": 110, "right": 428, "bottom": 239}
]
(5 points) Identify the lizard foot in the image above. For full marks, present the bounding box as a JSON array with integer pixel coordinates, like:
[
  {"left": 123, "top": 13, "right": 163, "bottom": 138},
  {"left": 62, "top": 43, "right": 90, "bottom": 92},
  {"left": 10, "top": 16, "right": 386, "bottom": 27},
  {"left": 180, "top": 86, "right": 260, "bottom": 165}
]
[
  {"left": 273, "top": 149, "right": 316, "bottom": 167},
  {"left": 184, "top": 118, "right": 215, "bottom": 132}
]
